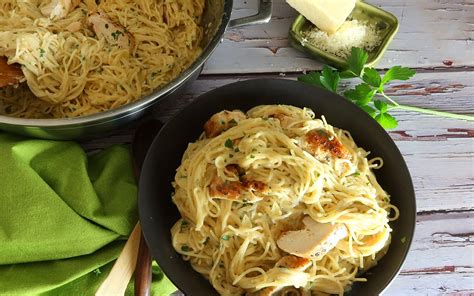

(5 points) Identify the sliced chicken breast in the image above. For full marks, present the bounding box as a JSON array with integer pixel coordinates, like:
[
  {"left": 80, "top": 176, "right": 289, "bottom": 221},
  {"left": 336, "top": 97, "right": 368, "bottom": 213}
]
[
  {"left": 277, "top": 216, "right": 348, "bottom": 259},
  {"left": 88, "top": 12, "right": 134, "bottom": 50},
  {"left": 41, "top": 0, "right": 81, "bottom": 19},
  {"left": 276, "top": 255, "right": 311, "bottom": 271}
]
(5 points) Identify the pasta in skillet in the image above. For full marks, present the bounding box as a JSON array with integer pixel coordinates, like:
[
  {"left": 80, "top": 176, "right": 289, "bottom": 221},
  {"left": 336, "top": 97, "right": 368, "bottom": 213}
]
[{"left": 0, "top": 0, "right": 204, "bottom": 118}]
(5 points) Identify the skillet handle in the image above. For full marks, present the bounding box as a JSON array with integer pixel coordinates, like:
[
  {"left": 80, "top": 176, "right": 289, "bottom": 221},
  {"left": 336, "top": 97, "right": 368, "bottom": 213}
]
[{"left": 228, "top": 0, "right": 272, "bottom": 28}]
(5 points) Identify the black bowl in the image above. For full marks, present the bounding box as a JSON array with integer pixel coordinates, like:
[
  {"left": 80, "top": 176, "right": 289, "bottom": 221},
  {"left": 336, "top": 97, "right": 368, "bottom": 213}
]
[{"left": 139, "top": 79, "right": 416, "bottom": 295}]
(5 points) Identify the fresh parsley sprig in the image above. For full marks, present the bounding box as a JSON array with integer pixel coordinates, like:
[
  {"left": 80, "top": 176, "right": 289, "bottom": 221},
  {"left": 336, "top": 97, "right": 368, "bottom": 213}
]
[{"left": 298, "top": 47, "right": 474, "bottom": 129}]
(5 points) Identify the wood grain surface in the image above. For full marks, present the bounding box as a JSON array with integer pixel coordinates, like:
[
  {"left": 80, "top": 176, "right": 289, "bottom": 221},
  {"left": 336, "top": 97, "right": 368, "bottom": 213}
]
[
  {"left": 83, "top": 0, "right": 474, "bottom": 294},
  {"left": 204, "top": 0, "right": 474, "bottom": 74}
]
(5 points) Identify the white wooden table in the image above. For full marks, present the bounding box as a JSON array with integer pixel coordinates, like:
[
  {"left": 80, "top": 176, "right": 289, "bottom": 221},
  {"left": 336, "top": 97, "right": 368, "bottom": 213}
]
[{"left": 85, "top": 0, "right": 474, "bottom": 294}]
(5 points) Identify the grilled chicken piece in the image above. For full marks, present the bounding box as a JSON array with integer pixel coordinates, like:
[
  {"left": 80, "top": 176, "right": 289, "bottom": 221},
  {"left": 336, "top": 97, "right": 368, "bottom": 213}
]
[
  {"left": 0, "top": 57, "right": 23, "bottom": 88},
  {"left": 208, "top": 176, "right": 243, "bottom": 200},
  {"left": 204, "top": 110, "right": 247, "bottom": 138},
  {"left": 65, "top": 21, "right": 82, "bottom": 32},
  {"left": 88, "top": 13, "right": 134, "bottom": 50},
  {"left": 302, "top": 129, "right": 350, "bottom": 161},
  {"left": 41, "top": 0, "right": 81, "bottom": 19},
  {"left": 208, "top": 165, "right": 267, "bottom": 201},
  {"left": 277, "top": 216, "right": 347, "bottom": 259},
  {"left": 208, "top": 176, "right": 267, "bottom": 201},
  {"left": 276, "top": 255, "right": 311, "bottom": 271},
  {"left": 270, "top": 113, "right": 297, "bottom": 129}
]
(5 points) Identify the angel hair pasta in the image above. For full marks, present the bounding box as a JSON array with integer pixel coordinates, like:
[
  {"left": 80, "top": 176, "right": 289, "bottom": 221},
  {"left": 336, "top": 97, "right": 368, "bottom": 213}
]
[
  {"left": 171, "top": 105, "right": 399, "bottom": 296},
  {"left": 0, "top": 0, "right": 204, "bottom": 118}
]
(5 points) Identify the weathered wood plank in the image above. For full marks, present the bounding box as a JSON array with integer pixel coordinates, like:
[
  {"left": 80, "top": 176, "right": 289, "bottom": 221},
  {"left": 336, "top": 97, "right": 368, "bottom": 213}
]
[
  {"left": 385, "top": 212, "right": 474, "bottom": 295},
  {"left": 385, "top": 272, "right": 474, "bottom": 295},
  {"left": 202, "top": 0, "right": 474, "bottom": 73},
  {"left": 81, "top": 71, "right": 474, "bottom": 213}
]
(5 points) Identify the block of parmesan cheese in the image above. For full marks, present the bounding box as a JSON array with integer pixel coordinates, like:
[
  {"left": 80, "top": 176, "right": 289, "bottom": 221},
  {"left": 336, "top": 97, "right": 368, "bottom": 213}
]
[{"left": 286, "top": 0, "right": 356, "bottom": 34}]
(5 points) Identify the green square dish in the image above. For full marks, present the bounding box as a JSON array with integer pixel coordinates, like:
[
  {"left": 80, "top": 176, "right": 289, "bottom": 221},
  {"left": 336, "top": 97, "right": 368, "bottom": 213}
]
[{"left": 289, "top": 1, "right": 399, "bottom": 69}]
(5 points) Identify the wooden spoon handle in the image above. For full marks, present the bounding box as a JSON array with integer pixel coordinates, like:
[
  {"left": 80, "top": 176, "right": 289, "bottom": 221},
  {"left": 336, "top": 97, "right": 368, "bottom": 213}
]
[
  {"left": 95, "top": 223, "right": 141, "bottom": 296},
  {"left": 131, "top": 119, "right": 163, "bottom": 295},
  {"left": 134, "top": 233, "right": 152, "bottom": 296}
]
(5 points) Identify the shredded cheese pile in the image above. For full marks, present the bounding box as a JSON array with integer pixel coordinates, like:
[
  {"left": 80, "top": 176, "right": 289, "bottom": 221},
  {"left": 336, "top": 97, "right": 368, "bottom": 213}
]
[{"left": 303, "top": 19, "right": 381, "bottom": 59}]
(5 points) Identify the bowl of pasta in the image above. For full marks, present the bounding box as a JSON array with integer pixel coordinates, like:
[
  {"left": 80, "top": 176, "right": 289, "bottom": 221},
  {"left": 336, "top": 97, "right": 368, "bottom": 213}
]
[
  {"left": 0, "top": 0, "right": 271, "bottom": 139},
  {"left": 139, "top": 78, "right": 416, "bottom": 296}
]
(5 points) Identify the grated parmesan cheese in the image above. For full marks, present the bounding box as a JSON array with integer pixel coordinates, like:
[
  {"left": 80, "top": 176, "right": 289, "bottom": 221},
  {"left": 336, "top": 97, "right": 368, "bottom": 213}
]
[{"left": 303, "top": 19, "right": 381, "bottom": 59}]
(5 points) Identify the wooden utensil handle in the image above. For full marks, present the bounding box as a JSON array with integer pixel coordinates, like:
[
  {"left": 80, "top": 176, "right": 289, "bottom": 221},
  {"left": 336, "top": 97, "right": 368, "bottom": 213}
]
[{"left": 134, "top": 231, "right": 152, "bottom": 295}]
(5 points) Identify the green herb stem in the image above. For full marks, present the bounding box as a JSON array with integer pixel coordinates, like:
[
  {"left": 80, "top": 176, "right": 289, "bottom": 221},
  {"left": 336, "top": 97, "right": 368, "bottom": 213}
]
[
  {"left": 381, "top": 92, "right": 474, "bottom": 121},
  {"left": 390, "top": 104, "right": 474, "bottom": 121},
  {"left": 379, "top": 92, "right": 399, "bottom": 106}
]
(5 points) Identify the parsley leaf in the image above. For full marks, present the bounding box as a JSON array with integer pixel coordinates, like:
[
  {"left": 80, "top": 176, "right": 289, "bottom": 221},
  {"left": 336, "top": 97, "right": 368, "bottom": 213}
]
[
  {"left": 111, "top": 30, "right": 123, "bottom": 41},
  {"left": 224, "top": 139, "right": 233, "bottom": 149},
  {"left": 347, "top": 47, "right": 368, "bottom": 77},
  {"left": 339, "top": 70, "right": 358, "bottom": 79},
  {"left": 374, "top": 100, "right": 388, "bottom": 113},
  {"left": 319, "top": 65, "right": 340, "bottom": 92},
  {"left": 375, "top": 113, "right": 398, "bottom": 129},
  {"left": 362, "top": 67, "right": 382, "bottom": 88},
  {"left": 297, "top": 47, "right": 472, "bottom": 130},
  {"left": 344, "top": 83, "right": 376, "bottom": 106},
  {"left": 382, "top": 66, "right": 416, "bottom": 84},
  {"left": 360, "top": 105, "right": 377, "bottom": 118},
  {"left": 181, "top": 245, "right": 189, "bottom": 252},
  {"left": 297, "top": 71, "right": 324, "bottom": 88}
]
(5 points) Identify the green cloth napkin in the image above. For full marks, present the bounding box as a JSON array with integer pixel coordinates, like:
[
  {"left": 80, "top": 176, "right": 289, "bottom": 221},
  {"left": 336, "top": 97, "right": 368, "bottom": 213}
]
[{"left": 0, "top": 133, "right": 175, "bottom": 295}]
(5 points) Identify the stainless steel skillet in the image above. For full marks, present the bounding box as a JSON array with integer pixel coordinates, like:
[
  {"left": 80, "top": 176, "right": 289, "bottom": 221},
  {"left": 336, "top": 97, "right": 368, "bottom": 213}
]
[{"left": 0, "top": 0, "right": 272, "bottom": 139}]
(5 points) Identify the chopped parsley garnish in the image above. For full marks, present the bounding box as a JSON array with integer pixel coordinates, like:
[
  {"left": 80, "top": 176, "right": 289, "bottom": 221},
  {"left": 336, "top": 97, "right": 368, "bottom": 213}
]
[
  {"left": 349, "top": 171, "right": 361, "bottom": 177},
  {"left": 203, "top": 237, "right": 210, "bottom": 245},
  {"left": 234, "top": 147, "right": 240, "bottom": 153},
  {"left": 224, "top": 139, "right": 233, "bottom": 149},
  {"left": 111, "top": 30, "right": 123, "bottom": 40},
  {"left": 181, "top": 245, "right": 189, "bottom": 252},
  {"left": 220, "top": 120, "right": 225, "bottom": 125},
  {"left": 250, "top": 155, "right": 255, "bottom": 159},
  {"left": 229, "top": 154, "right": 234, "bottom": 158},
  {"left": 39, "top": 48, "right": 45, "bottom": 57},
  {"left": 221, "top": 235, "right": 230, "bottom": 241},
  {"left": 105, "top": 23, "right": 109, "bottom": 29},
  {"left": 229, "top": 118, "right": 238, "bottom": 126}
]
